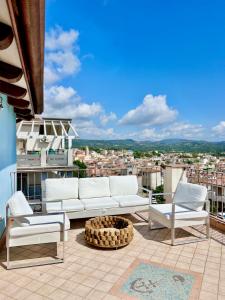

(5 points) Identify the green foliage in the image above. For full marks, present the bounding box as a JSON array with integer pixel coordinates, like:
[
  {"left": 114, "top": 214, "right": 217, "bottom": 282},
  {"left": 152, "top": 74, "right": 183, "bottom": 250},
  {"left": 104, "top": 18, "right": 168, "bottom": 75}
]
[
  {"left": 73, "top": 160, "right": 87, "bottom": 178},
  {"left": 72, "top": 139, "right": 225, "bottom": 153},
  {"left": 153, "top": 184, "right": 165, "bottom": 204}
]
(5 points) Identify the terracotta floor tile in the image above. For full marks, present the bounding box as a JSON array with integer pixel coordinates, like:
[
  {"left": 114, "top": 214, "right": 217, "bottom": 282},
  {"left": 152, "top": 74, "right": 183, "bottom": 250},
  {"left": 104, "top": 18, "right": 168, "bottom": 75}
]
[
  {"left": 73, "top": 284, "right": 92, "bottom": 297},
  {"left": 95, "top": 281, "right": 114, "bottom": 293}
]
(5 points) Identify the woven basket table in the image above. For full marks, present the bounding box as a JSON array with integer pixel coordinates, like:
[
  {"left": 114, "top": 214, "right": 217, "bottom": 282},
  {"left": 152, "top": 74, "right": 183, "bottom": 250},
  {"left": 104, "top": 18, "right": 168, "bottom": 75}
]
[{"left": 84, "top": 216, "right": 134, "bottom": 249}]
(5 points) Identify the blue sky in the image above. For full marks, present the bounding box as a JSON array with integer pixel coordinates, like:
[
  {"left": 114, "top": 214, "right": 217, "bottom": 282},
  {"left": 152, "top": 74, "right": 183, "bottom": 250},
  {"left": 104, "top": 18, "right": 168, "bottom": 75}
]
[{"left": 44, "top": 0, "right": 225, "bottom": 140}]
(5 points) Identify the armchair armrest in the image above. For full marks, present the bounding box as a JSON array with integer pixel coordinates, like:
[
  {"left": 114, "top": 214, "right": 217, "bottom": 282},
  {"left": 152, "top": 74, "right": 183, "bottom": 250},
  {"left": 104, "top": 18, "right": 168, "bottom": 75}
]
[
  {"left": 172, "top": 199, "right": 210, "bottom": 212},
  {"left": 152, "top": 192, "right": 174, "bottom": 196},
  {"left": 138, "top": 186, "right": 151, "bottom": 193},
  {"left": 6, "top": 211, "right": 67, "bottom": 234},
  {"left": 8, "top": 211, "right": 65, "bottom": 219}
]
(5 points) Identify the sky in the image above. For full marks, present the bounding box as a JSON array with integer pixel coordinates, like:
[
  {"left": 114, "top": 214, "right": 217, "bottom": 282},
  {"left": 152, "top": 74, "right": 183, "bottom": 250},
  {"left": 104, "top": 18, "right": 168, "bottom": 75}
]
[{"left": 44, "top": 0, "right": 225, "bottom": 141}]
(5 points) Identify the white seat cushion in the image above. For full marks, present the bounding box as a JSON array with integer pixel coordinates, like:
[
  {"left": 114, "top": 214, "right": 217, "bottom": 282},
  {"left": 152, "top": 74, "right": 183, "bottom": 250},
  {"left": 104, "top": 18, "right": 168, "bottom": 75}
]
[
  {"left": 149, "top": 204, "right": 208, "bottom": 220},
  {"left": 81, "top": 197, "right": 119, "bottom": 210},
  {"left": 46, "top": 199, "right": 84, "bottom": 212},
  {"left": 15, "top": 213, "right": 70, "bottom": 230},
  {"left": 112, "top": 195, "right": 149, "bottom": 207},
  {"left": 45, "top": 178, "right": 78, "bottom": 201},
  {"left": 79, "top": 177, "right": 110, "bottom": 199},
  {"left": 10, "top": 223, "right": 67, "bottom": 238},
  {"left": 174, "top": 182, "right": 207, "bottom": 212},
  {"left": 8, "top": 191, "right": 33, "bottom": 216},
  {"left": 109, "top": 175, "right": 138, "bottom": 196}
]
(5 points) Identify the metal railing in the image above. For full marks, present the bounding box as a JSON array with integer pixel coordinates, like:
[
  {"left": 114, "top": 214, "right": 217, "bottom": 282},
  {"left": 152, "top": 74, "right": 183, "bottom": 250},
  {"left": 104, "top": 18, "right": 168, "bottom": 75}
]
[
  {"left": 11, "top": 166, "right": 163, "bottom": 204},
  {"left": 12, "top": 164, "right": 225, "bottom": 221},
  {"left": 187, "top": 168, "right": 225, "bottom": 221}
]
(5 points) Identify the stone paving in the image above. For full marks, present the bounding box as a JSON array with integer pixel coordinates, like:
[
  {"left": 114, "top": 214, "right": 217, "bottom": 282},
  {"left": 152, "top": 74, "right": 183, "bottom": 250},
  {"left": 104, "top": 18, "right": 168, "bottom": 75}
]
[{"left": 0, "top": 214, "right": 224, "bottom": 300}]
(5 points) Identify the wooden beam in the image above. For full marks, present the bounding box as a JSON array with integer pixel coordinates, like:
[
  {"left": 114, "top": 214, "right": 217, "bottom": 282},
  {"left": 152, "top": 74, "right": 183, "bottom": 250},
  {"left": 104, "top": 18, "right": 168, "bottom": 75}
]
[
  {"left": 14, "top": 107, "right": 31, "bottom": 116},
  {"left": 0, "top": 22, "right": 13, "bottom": 50},
  {"left": 0, "top": 61, "right": 23, "bottom": 83},
  {"left": 16, "top": 113, "right": 33, "bottom": 121},
  {"left": 0, "top": 80, "right": 27, "bottom": 98},
  {"left": 8, "top": 96, "right": 29, "bottom": 108}
]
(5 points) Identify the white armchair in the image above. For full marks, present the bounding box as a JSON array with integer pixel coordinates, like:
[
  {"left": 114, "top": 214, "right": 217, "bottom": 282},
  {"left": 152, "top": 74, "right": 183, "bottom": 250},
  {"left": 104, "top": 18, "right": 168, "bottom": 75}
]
[
  {"left": 6, "top": 191, "right": 70, "bottom": 269},
  {"left": 148, "top": 182, "right": 210, "bottom": 245}
]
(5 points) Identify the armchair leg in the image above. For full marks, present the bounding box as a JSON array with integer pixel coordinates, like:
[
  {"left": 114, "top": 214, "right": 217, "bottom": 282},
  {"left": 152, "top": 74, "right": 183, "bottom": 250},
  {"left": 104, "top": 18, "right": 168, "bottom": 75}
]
[
  {"left": 171, "top": 227, "right": 175, "bottom": 246},
  {"left": 148, "top": 212, "right": 152, "bottom": 230},
  {"left": 206, "top": 217, "right": 210, "bottom": 239}
]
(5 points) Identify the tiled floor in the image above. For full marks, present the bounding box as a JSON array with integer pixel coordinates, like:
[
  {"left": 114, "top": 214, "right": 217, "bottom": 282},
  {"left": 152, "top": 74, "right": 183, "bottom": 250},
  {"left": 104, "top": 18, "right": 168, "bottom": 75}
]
[{"left": 0, "top": 214, "right": 225, "bottom": 300}]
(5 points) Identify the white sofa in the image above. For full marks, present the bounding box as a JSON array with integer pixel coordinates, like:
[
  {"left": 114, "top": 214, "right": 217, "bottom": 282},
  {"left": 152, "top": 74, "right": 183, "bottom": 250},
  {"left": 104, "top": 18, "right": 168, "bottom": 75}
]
[{"left": 42, "top": 175, "right": 151, "bottom": 219}]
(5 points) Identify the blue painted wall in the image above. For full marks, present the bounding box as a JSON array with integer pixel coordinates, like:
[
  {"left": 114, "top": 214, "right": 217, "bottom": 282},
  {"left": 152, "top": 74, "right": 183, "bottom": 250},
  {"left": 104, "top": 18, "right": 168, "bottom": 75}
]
[{"left": 0, "top": 93, "right": 16, "bottom": 237}]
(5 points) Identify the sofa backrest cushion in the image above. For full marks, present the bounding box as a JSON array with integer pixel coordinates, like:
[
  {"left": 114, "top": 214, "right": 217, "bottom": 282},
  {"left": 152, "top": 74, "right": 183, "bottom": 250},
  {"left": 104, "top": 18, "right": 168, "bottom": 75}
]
[
  {"left": 79, "top": 177, "right": 110, "bottom": 199},
  {"left": 45, "top": 178, "right": 79, "bottom": 201},
  {"left": 174, "top": 182, "right": 207, "bottom": 211},
  {"left": 8, "top": 191, "right": 33, "bottom": 216},
  {"left": 109, "top": 175, "right": 138, "bottom": 196}
]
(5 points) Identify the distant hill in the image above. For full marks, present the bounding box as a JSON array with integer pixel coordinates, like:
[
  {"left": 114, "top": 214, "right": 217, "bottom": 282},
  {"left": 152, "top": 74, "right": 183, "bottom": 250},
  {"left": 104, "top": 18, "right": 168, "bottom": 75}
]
[{"left": 72, "top": 138, "right": 225, "bottom": 153}]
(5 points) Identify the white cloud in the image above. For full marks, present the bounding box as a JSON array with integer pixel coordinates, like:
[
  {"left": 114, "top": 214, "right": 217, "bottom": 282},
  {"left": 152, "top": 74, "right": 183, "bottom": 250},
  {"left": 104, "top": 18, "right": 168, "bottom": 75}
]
[
  {"left": 100, "top": 112, "right": 117, "bottom": 125},
  {"left": 119, "top": 94, "right": 177, "bottom": 126},
  {"left": 169, "top": 122, "right": 203, "bottom": 138},
  {"left": 45, "top": 85, "right": 79, "bottom": 106},
  {"left": 212, "top": 121, "right": 225, "bottom": 137},
  {"left": 45, "top": 26, "right": 79, "bottom": 51},
  {"left": 44, "top": 85, "right": 102, "bottom": 120},
  {"left": 75, "top": 119, "right": 117, "bottom": 139},
  {"left": 44, "top": 26, "right": 81, "bottom": 85},
  {"left": 129, "top": 122, "right": 204, "bottom": 141}
]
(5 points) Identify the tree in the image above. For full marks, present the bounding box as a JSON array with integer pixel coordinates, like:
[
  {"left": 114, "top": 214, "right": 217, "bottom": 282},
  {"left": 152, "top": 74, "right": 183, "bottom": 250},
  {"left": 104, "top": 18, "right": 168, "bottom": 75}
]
[
  {"left": 73, "top": 160, "right": 87, "bottom": 178},
  {"left": 152, "top": 184, "right": 165, "bottom": 204}
]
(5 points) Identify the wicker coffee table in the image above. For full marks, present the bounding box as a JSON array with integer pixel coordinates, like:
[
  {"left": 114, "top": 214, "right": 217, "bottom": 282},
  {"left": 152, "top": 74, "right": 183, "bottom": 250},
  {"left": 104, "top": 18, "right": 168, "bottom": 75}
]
[{"left": 84, "top": 216, "right": 134, "bottom": 249}]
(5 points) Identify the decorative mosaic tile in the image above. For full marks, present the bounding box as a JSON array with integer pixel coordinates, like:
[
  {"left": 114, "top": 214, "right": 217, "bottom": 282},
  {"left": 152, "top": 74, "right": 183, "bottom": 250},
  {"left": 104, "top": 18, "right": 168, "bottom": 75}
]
[{"left": 111, "top": 259, "right": 202, "bottom": 300}]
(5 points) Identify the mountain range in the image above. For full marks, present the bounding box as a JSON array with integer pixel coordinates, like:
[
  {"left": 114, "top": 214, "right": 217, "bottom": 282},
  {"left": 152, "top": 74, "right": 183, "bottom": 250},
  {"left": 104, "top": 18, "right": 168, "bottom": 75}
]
[{"left": 72, "top": 139, "right": 225, "bottom": 153}]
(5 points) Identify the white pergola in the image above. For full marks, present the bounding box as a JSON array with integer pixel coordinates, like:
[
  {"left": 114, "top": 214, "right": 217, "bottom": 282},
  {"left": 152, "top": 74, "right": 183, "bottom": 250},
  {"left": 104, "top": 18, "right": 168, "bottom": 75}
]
[{"left": 16, "top": 117, "right": 79, "bottom": 151}]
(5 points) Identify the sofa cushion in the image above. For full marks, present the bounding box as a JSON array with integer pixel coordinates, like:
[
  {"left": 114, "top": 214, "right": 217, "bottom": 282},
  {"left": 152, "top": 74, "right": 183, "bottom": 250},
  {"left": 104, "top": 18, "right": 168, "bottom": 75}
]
[
  {"left": 149, "top": 204, "right": 208, "bottom": 220},
  {"left": 15, "top": 213, "right": 70, "bottom": 230},
  {"left": 112, "top": 195, "right": 149, "bottom": 207},
  {"left": 46, "top": 199, "right": 84, "bottom": 212},
  {"left": 81, "top": 197, "right": 119, "bottom": 210},
  {"left": 79, "top": 177, "right": 110, "bottom": 199},
  {"left": 109, "top": 175, "right": 138, "bottom": 196},
  {"left": 45, "top": 178, "right": 78, "bottom": 201},
  {"left": 174, "top": 182, "right": 207, "bottom": 212},
  {"left": 8, "top": 191, "right": 33, "bottom": 216}
]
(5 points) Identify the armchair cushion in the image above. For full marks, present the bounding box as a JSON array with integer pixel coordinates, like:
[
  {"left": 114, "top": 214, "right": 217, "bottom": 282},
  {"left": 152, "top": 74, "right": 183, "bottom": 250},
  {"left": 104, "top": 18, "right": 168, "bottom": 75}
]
[
  {"left": 174, "top": 182, "right": 207, "bottom": 211},
  {"left": 112, "top": 195, "right": 149, "bottom": 207},
  {"left": 79, "top": 177, "right": 110, "bottom": 199},
  {"left": 109, "top": 175, "right": 138, "bottom": 196},
  {"left": 45, "top": 178, "right": 78, "bottom": 201},
  {"left": 8, "top": 191, "right": 33, "bottom": 216},
  {"left": 149, "top": 204, "right": 208, "bottom": 220}
]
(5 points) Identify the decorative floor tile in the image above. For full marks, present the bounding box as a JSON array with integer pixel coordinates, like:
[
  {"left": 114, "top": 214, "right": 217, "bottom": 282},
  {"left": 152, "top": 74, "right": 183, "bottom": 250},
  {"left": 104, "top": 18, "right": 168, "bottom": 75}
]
[{"left": 111, "top": 259, "right": 202, "bottom": 300}]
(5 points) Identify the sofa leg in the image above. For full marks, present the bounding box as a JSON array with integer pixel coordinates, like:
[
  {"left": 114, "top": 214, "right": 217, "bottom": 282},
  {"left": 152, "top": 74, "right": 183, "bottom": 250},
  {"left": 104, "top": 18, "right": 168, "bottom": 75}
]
[{"left": 171, "top": 227, "right": 175, "bottom": 246}]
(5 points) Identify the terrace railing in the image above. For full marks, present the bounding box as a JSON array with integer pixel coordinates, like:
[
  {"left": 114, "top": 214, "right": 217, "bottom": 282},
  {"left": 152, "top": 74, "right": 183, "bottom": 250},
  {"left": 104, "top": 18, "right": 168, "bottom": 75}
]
[
  {"left": 187, "top": 168, "right": 225, "bottom": 221},
  {"left": 11, "top": 167, "right": 163, "bottom": 209}
]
